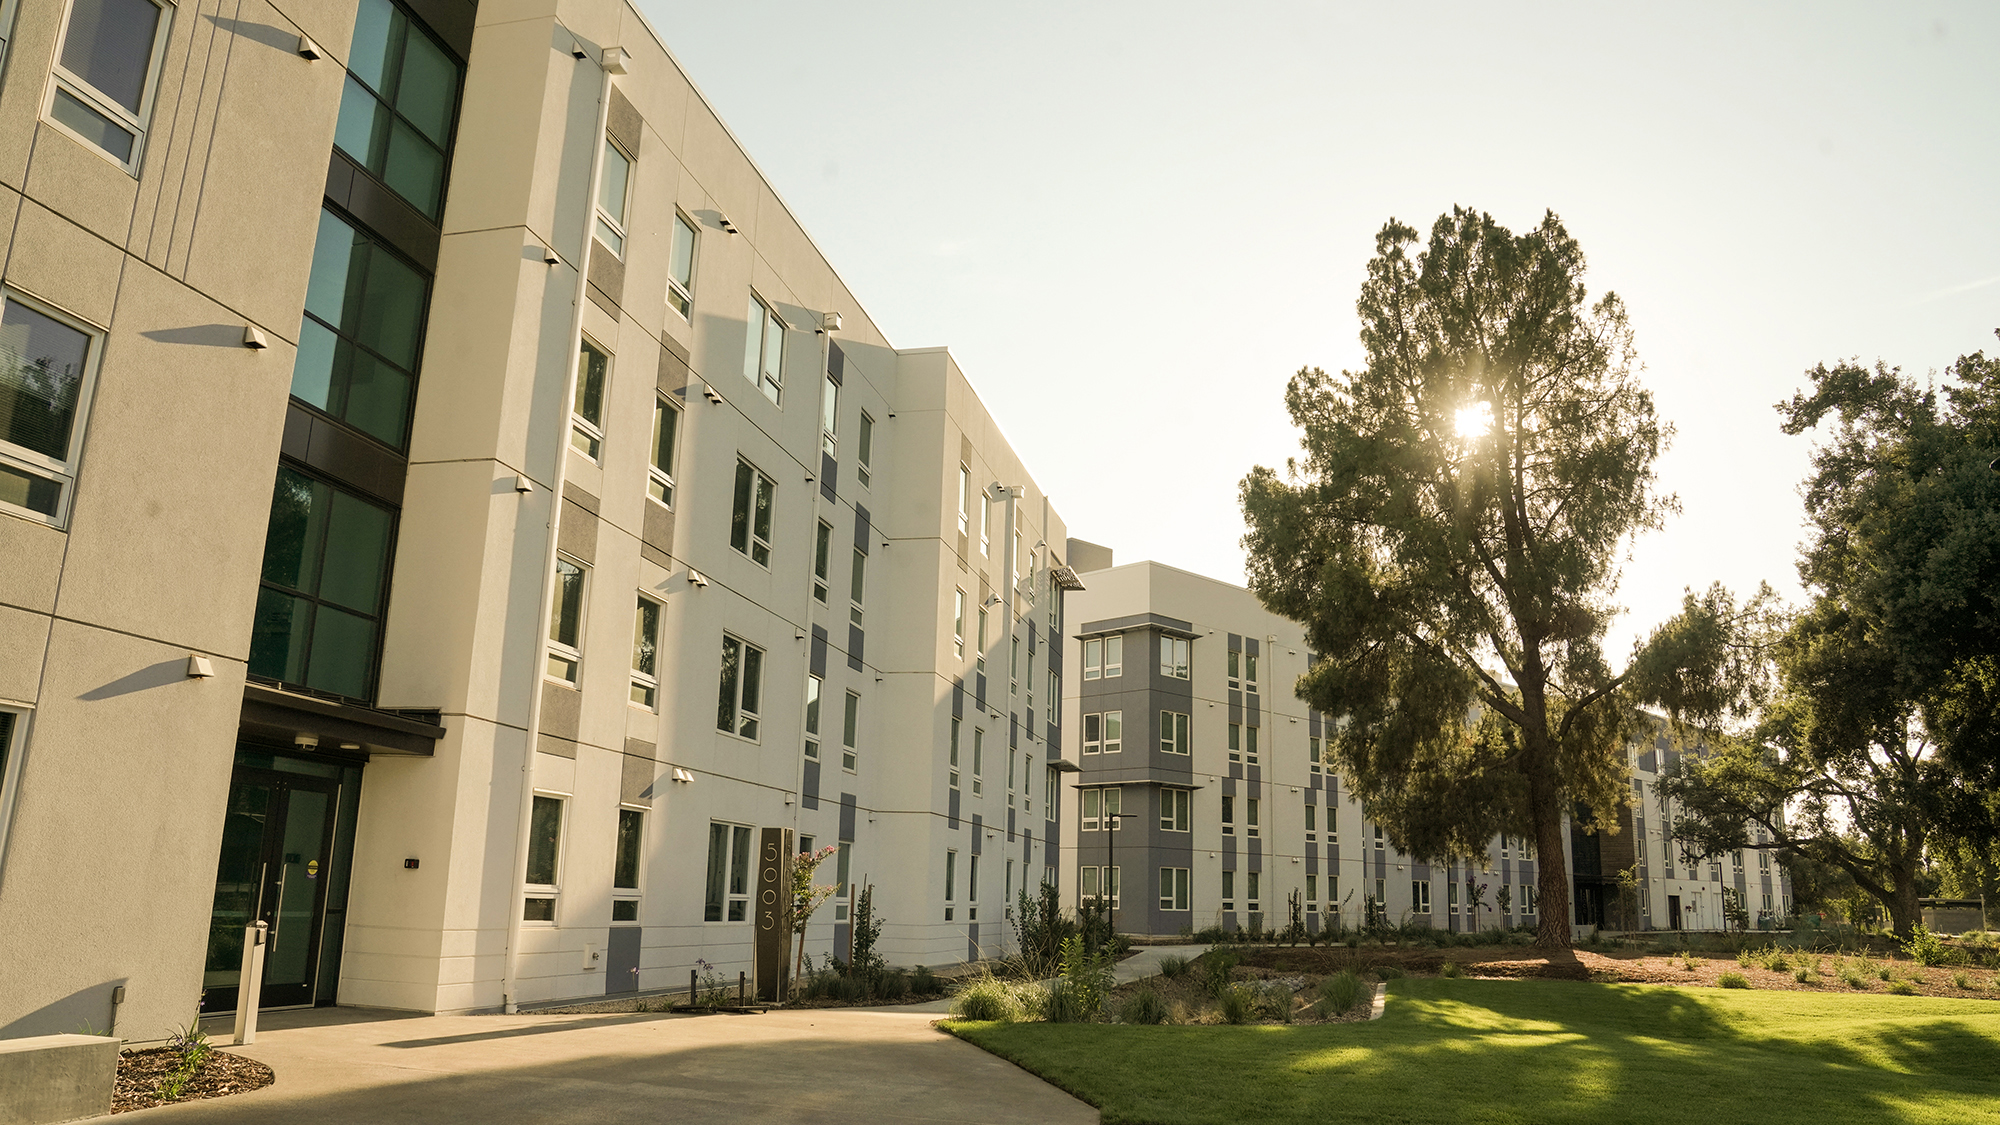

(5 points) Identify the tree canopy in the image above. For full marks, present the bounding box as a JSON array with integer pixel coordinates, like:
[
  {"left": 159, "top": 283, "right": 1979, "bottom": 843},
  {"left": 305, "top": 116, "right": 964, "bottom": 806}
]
[
  {"left": 1241, "top": 207, "right": 1711, "bottom": 948},
  {"left": 1658, "top": 337, "right": 2000, "bottom": 937}
]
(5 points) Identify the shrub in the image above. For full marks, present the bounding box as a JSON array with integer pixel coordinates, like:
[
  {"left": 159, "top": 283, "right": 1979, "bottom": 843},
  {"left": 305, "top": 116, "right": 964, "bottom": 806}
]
[
  {"left": 1903, "top": 925, "right": 1947, "bottom": 967},
  {"left": 952, "top": 975, "right": 1020, "bottom": 1022},
  {"left": 1058, "top": 935, "right": 1114, "bottom": 1019},
  {"left": 1219, "top": 984, "right": 1256, "bottom": 1024},
  {"left": 1841, "top": 970, "right": 1869, "bottom": 990},
  {"left": 1201, "top": 950, "right": 1240, "bottom": 997},
  {"left": 1887, "top": 980, "right": 1918, "bottom": 995},
  {"left": 1735, "top": 948, "right": 1755, "bottom": 969},
  {"left": 1441, "top": 961, "right": 1462, "bottom": 978},
  {"left": 878, "top": 970, "right": 910, "bottom": 1002},
  {"left": 1375, "top": 966, "right": 1405, "bottom": 981},
  {"left": 1718, "top": 972, "right": 1750, "bottom": 989},
  {"left": 1952, "top": 971, "right": 1974, "bottom": 990},
  {"left": 1346, "top": 936, "right": 1361, "bottom": 949},
  {"left": 1793, "top": 966, "right": 1813, "bottom": 983},
  {"left": 1878, "top": 966, "right": 1893, "bottom": 981},
  {"left": 1045, "top": 979, "right": 1092, "bottom": 1023},
  {"left": 1256, "top": 982, "right": 1296, "bottom": 1023},
  {"left": 1319, "top": 971, "right": 1365, "bottom": 1017},
  {"left": 911, "top": 965, "right": 940, "bottom": 996},
  {"left": 1159, "top": 954, "right": 1190, "bottom": 980},
  {"left": 1119, "top": 987, "right": 1169, "bottom": 1025}
]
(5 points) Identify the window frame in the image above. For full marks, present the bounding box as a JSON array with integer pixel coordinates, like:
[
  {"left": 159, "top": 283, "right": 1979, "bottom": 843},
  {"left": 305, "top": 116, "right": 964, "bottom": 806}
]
[
  {"left": 0, "top": 706, "right": 28, "bottom": 878},
  {"left": 1158, "top": 867, "right": 1189, "bottom": 912},
  {"left": 1160, "top": 788, "right": 1190, "bottom": 833},
  {"left": 1159, "top": 710, "right": 1189, "bottom": 755},
  {"left": 629, "top": 594, "right": 661, "bottom": 709},
  {"left": 743, "top": 292, "right": 785, "bottom": 404},
  {"left": 667, "top": 210, "right": 698, "bottom": 317},
  {"left": 647, "top": 395, "right": 680, "bottom": 507},
  {"left": 971, "top": 726, "right": 984, "bottom": 796},
  {"left": 849, "top": 547, "right": 866, "bottom": 626},
  {"left": 703, "top": 821, "right": 754, "bottom": 923},
  {"left": 1160, "top": 635, "right": 1191, "bottom": 679},
  {"left": 1414, "top": 879, "right": 1431, "bottom": 915},
  {"left": 0, "top": 290, "right": 106, "bottom": 528},
  {"left": 611, "top": 805, "right": 645, "bottom": 920},
  {"left": 545, "top": 554, "right": 589, "bottom": 686},
  {"left": 948, "top": 716, "right": 960, "bottom": 790},
  {"left": 44, "top": 0, "right": 175, "bottom": 174},
  {"left": 715, "top": 633, "right": 765, "bottom": 741},
  {"left": 522, "top": 792, "right": 567, "bottom": 923},
  {"left": 944, "top": 848, "right": 956, "bottom": 921},
  {"left": 956, "top": 463, "right": 971, "bottom": 537},
  {"left": 594, "top": 134, "right": 634, "bottom": 256},
  {"left": 953, "top": 589, "right": 966, "bottom": 660},
  {"left": 856, "top": 412, "right": 874, "bottom": 488},
  {"left": 841, "top": 690, "right": 859, "bottom": 772},
  {"left": 804, "top": 673, "right": 821, "bottom": 761},
  {"left": 728, "top": 457, "right": 776, "bottom": 567},
  {"left": 571, "top": 336, "right": 610, "bottom": 461},
  {"left": 812, "top": 519, "right": 832, "bottom": 602},
  {"left": 820, "top": 371, "right": 838, "bottom": 460}
]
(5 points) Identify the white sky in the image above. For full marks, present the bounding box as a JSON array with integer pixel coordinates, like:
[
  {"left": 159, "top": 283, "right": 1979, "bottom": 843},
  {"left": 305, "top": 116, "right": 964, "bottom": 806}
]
[{"left": 639, "top": 0, "right": 2000, "bottom": 660}]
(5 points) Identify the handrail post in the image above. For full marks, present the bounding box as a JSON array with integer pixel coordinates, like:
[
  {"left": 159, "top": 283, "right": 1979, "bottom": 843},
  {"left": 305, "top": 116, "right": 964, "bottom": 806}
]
[{"left": 232, "top": 922, "right": 268, "bottom": 1045}]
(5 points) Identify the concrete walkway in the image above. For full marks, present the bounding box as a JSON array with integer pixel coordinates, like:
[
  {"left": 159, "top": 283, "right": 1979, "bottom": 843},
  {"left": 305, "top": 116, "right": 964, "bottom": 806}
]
[{"left": 130, "top": 1004, "right": 1096, "bottom": 1125}]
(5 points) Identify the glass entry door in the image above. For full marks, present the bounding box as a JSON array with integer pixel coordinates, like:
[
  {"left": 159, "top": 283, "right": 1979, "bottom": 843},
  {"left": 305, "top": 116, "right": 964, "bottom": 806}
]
[{"left": 202, "top": 767, "right": 342, "bottom": 1011}]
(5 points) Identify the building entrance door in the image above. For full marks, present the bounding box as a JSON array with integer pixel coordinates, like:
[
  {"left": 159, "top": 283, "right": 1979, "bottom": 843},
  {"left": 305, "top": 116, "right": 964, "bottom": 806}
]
[
  {"left": 1666, "top": 894, "right": 1682, "bottom": 931},
  {"left": 201, "top": 767, "right": 343, "bottom": 1012}
]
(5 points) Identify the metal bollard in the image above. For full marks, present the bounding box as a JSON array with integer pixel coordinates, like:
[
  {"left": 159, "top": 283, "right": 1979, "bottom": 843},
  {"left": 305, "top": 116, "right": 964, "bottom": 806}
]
[{"left": 233, "top": 922, "right": 268, "bottom": 1045}]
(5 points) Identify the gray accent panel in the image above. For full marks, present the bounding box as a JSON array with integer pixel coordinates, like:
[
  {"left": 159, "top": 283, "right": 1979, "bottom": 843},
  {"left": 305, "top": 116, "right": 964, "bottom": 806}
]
[
  {"left": 587, "top": 239, "right": 624, "bottom": 312},
  {"left": 558, "top": 498, "right": 598, "bottom": 564},
  {"left": 801, "top": 759, "right": 820, "bottom": 809},
  {"left": 540, "top": 681, "right": 580, "bottom": 739},
  {"left": 658, "top": 344, "right": 690, "bottom": 392},
  {"left": 323, "top": 151, "right": 438, "bottom": 272},
  {"left": 1077, "top": 611, "right": 1194, "bottom": 637},
  {"left": 538, "top": 734, "right": 577, "bottom": 759},
  {"left": 563, "top": 481, "right": 600, "bottom": 514},
  {"left": 1009, "top": 714, "right": 1017, "bottom": 748},
  {"left": 846, "top": 625, "right": 864, "bottom": 671},
  {"left": 1025, "top": 828, "right": 1034, "bottom": 864},
  {"left": 607, "top": 86, "right": 642, "bottom": 157},
  {"left": 284, "top": 403, "right": 407, "bottom": 506},
  {"left": 1247, "top": 637, "right": 1260, "bottom": 658},
  {"left": 970, "top": 815, "right": 983, "bottom": 854},
  {"left": 1228, "top": 633, "right": 1242, "bottom": 652},
  {"left": 947, "top": 787, "right": 960, "bottom": 828},
  {"left": 642, "top": 501, "right": 674, "bottom": 560},
  {"left": 640, "top": 541, "right": 672, "bottom": 570},
  {"left": 810, "top": 626, "right": 828, "bottom": 676},
  {"left": 605, "top": 926, "right": 640, "bottom": 995},
  {"left": 975, "top": 672, "right": 986, "bottom": 711},
  {"left": 969, "top": 925, "right": 979, "bottom": 964},
  {"left": 853, "top": 506, "right": 871, "bottom": 554},
  {"left": 404, "top": 0, "right": 474, "bottom": 57},
  {"left": 952, "top": 679, "right": 964, "bottom": 718},
  {"left": 1006, "top": 807, "right": 1015, "bottom": 839},
  {"left": 839, "top": 793, "right": 858, "bottom": 841},
  {"left": 621, "top": 744, "right": 657, "bottom": 805},
  {"left": 826, "top": 340, "right": 845, "bottom": 382},
  {"left": 1027, "top": 621, "right": 1036, "bottom": 656},
  {"left": 820, "top": 453, "right": 836, "bottom": 502}
]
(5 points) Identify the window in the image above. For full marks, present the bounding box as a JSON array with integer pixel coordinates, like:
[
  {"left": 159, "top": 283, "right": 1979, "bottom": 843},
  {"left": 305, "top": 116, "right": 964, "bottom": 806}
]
[
  {"left": 1159, "top": 867, "right": 1190, "bottom": 911},
  {"left": 1007, "top": 749, "right": 1016, "bottom": 807},
  {"left": 1160, "top": 711, "right": 1190, "bottom": 755},
  {"left": 251, "top": 468, "right": 396, "bottom": 701},
  {"left": 1305, "top": 802, "right": 1317, "bottom": 842},
  {"left": 804, "top": 674, "right": 821, "bottom": 760},
  {"left": 612, "top": 808, "right": 643, "bottom": 920},
  {"left": 648, "top": 396, "right": 680, "bottom": 506},
  {"left": 543, "top": 555, "right": 587, "bottom": 685},
  {"left": 1222, "top": 870, "right": 1235, "bottom": 912},
  {"left": 978, "top": 487, "right": 990, "bottom": 553},
  {"left": 1247, "top": 873, "right": 1261, "bottom": 913},
  {"left": 523, "top": 794, "right": 565, "bottom": 921},
  {"left": 704, "top": 822, "right": 753, "bottom": 921},
  {"left": 1229, "top": 723, "right": 1241, "bottom": 764},
  {"left": 0, "top": 292, "right": 101, "bottom": 525},
  {"left": 1414, "top": 879, "right": 1432, "bottom": 915},
  {"left": 729, "top": 459, "right": 775, "bottom": 566},
  {"left": 813, "top": 520, "right": 832, "bottom": 602},
  {"left": 1758, "top": 850, "right": 1771, "bottom": 872},
  {"left": 841, "top": 691, "right": 859, "bottom": 772},
  {"left": 1227, "top": 649, "right": 1240, "bottom": 690},
  {"left": 594, "top": 136, "right": 633, "bottom": 255},
  {"left": 976, "top": 607, "right": 989, "bottom": 674},
  {"left": 957, "top": 464, "right": 970, "bottom": 537},
  {"left": 1160, "top": 789, "right": 1190, "bottom": 832},
  {"left": 972, "top": 727, "right": 984, "bottom": 796},
  {"left": 1247, "top": 798, "right": 1260, "bottom": 838},
  {"left": 834, "top": 841, "right": 852, "bottom": 920},
  {"left": 629, "top": 595, "right": 660, "bottom": 708},
  {"left": 1160, "top": 635, "right": 1190, "bottom": 679},
  {"left": 1732, "top": 850, "right": 1744, "bottom": 873},
  {"left": 1448, "top": 880, "right": 1459, "bottom": 915},
  {"left": 856, "top": 413, "right": 874, "bottom": 488},
  {"left": 1310, "top": 735, "right": 1322, "bottom": 774},
  {"left": 969, "top": 854, "right": 981, "bottom": 921},
  {"left": 1011, "top": 637, "right": 1020, "bottom": 697},
  {"left": 1080, "top": 866, "right": 1119, "bottom": 908},
  {"left": 334, "top": 0, "right": 462, "bottom": 218},
  {"left": 1082, "top": 710, "right": 1122, "bottom": 755},
  {"left": 821, "top": 372, "right": 839, "bottom": 459},
  {"left": 45, "top": 0, "right": 173, "bottom": 171},
  {"left": 294, "top": 208, "right": 429, "bottom": 449},
  {"left": 944, "top": 849, "right": 956, "bottom": 921},
  {"left": 667, "top": 212, "right": 697, "bottom": 317},
  {"left": 948, "top": 718, "right": 960, "bottom": 790},
  {"left": 1103, "top": 635, "right": 1123, "bottom": 678},
  {"left": 1523, "top": 884, "right": 1538, "bottom": 915},
  {"left": 1245, "top": 725, "right": 1259, "bottom": 765},
  {"left": 1045, "top": 766, "right": 1057, "bottom": 814},
  {"left": 715, "top": 634, "right": 764, "bottom": 740},
  {"left": 1374, "top": 824, "right": 1385, "bottom": 851},
  {"left": 1221, "top": 794, "right": 1234, "bottom": 836},
  {"left": 571, "top": 338, "right": 608, "bottom": 460},
  {"left": 0, "top": 709, "right": 28, "bottom": 877},
  {"left": 954, "top": 590, "right": 966, "bottom": 659},
  {"left": 849, "top": 549, "right": 866, "bottom": 626},
  {"left": 742, "top": 294, "right": 784, "bottom": 403},
  {"left": 1246, "top": 652, "right": 1258, "bottom": 693},
  {"left": 1081, "top": 787, "right": 1121, "bottom": 831}
]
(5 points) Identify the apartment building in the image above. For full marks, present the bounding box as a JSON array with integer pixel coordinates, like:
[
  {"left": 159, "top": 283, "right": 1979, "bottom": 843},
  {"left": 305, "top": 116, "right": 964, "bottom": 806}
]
[
  {"left": 0, "top": 0, "right": 1073, "bottom": 1042},
  {"left": 1619, "top": 729, "right": 1795, "bottom": 932},
  {"left": 1058, "top": 559, "right": 1562, "bottom": 937}
]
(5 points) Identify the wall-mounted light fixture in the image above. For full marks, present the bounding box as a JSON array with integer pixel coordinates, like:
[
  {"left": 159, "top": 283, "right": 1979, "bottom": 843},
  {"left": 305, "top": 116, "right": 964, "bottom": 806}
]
[
  {"left": 514, "top": 474, "right": 533, "bottom": 493},
  {"left": 687, "top": 570, "right": 709, "bottom": 588},
  {"left": 542, "top": 246, "right": 561, "bottom": 266},
  {"left": 671, "top": 767, "right": 695, "bottom": 783},
  {"left": 718, "top": 216, "right": 739, "bottom": 235},
  {"left": 242, "top": 325, "right": 268, "bottom": 349},
  {"left": 601, "top": 45, "right": 629, "bottom": 74},
  {"left": 185, "top": 654, "right": 214, "bottom": 678},
  {"left": 820, "top": 310, "right": 842, "bottom": 333},
  {"left": 702, "top": 385, "right": 723, "bottom": 404},
  {"left": 297, "top": 35, "right": 323, "bottom": 60}
]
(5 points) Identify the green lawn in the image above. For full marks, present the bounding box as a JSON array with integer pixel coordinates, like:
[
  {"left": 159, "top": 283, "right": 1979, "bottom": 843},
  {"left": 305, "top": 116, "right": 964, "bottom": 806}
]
[{"left": 944, "top": 979, "right": 2000, "bottom": 1125}]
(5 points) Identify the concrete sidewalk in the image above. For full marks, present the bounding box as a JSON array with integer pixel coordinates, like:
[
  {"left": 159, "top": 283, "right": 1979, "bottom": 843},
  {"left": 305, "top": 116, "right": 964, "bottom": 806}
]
[{"left": 131, "top": 1005, "right": 1096, "bottom": 1124}]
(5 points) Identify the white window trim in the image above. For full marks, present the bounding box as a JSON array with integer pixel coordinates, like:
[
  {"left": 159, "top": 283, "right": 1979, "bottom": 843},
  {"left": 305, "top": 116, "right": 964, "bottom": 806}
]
[
  {"left": 0, "top": 704, "right": 30, "bottom": 878},
  {"left": 730, "top": 457, "right": 776, "bottom": 567},
  {"left": 705, "top": 820, "right": 755, "bottom": 923},
  {"left": 667, "top": 210, "right": 697, "bottom": 317},
  {"left": 571, "top": 336, "right": 610, "bottom": 462},
  {"left": 717, "top": 633, "right": 765, "bottom": 742},
  {"left": 0, "top": 289, "right": 106, "bottom": 529},
  {"left": 803, "top": 673, "right": 822, "bottom": 761},
  {"left": 612, "top": 804, "right": 648, "bottom": 906},
  {"left": 856, "top": 412, "right": 874, "bottom": 488},
  {"left": 594, "top": 135, "right": 634, "bottom": 257},
  {"left": 44, "top": 0, "right": 174, "bottom": 175},
  {"left": 647, "top": 395, "right": 680, "bottom": 508},
  {"left": 744, "top": 292, "right": 785, "bottom": 404},
  {"left": 545, "top": 554, "right": 589, "bottom": 686},
  {"left": 523, "top": 791, "right": 568, "bottom": 926},
  {"left": 629, "top": 594, "right": 662, "bottom": 711}
]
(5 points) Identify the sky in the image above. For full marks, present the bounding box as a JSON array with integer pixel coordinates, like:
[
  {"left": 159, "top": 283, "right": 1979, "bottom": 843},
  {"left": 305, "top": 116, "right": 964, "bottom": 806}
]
[{"left": 638, "top": 0, "right": 2000, "bottom": 660}]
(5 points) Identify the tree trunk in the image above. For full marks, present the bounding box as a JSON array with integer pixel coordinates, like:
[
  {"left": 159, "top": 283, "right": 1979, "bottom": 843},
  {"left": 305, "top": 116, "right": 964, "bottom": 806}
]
[
  {"left": 1529, "top": 758, "right": 1574, "bottom": 949},
  {"left": 1883, "top": 862, "right": 1923, "bottom": 941}
]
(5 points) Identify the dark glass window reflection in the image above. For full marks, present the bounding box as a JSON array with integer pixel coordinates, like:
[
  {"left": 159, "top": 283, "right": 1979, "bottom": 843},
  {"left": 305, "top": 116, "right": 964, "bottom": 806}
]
[
  {"left": 292, "top": 209, "right": 428, "bottom": 448},
  {"left": 334, "top": 0, "right": 462, "bottom": 219},
  {"left": 250, "top": 467, "right": 394, "bottom": 702}
]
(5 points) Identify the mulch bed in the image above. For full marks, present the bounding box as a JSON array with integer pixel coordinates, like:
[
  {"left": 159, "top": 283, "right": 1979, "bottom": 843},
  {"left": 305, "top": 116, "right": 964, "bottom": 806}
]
[{"left": 113, "top": 1047, "right": 274, "bottom": 1114}]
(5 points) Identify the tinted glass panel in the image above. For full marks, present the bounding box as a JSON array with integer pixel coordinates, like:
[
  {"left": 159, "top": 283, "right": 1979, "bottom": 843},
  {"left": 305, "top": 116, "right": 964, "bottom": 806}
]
[
  {"left": 318, "top": 492, "right": 392, "bottom": 611},
  {"left": 0, "top": 464, "right": 61, "bottom": 516},
  {"left": 704, "top": 823, "right": 729, "bottom": 921},
  {"left": 346, "top": 0, "right": 396, "bottom": 90},
  {"left": 249, "top": 589, "right": 312, "bottom": 684},
  {"left": 526, "top": 795, "right": 562, "bottom": 885},
  {"left": 296, "top": 210, "right": 427, "bottom": 448},
  {"left": 614, "top": 809, "right": 642, "bottom": 889},
  {"left": 306, "top": 607, "right": 376, "bottom": 698},
  {"left": 61, "top": 0, "right": 160, "bottom": 113},
  {"left": 396, "top": 32, "right": 457, "bottom": 144},
  {"left": 252, "top": 469, "right": 394, "bottom": 700},
  {"left": 259, "top": 469, "right": 328, "bottom": 590},
  {"left": 0, "top": 300, "right": 92, "bottom": 462},
  {"left": 550, "top": 559, "right": 584, "bottom": 648},
  {"left": 49, "top": 88, "right": 134, "bottom": 160}
]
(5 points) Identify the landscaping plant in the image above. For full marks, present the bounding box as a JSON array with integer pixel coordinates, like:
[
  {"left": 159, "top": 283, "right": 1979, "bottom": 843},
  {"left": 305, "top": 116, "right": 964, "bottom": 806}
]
[{"left": 1319, "top": 970, "right": 1366, "bottom": 1017}]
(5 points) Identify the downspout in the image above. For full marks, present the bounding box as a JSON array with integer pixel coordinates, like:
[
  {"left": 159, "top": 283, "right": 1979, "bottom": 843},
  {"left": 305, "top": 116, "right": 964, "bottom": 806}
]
[{"left": 502, "top": 39, "right": 621, "bottom": 1015}]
